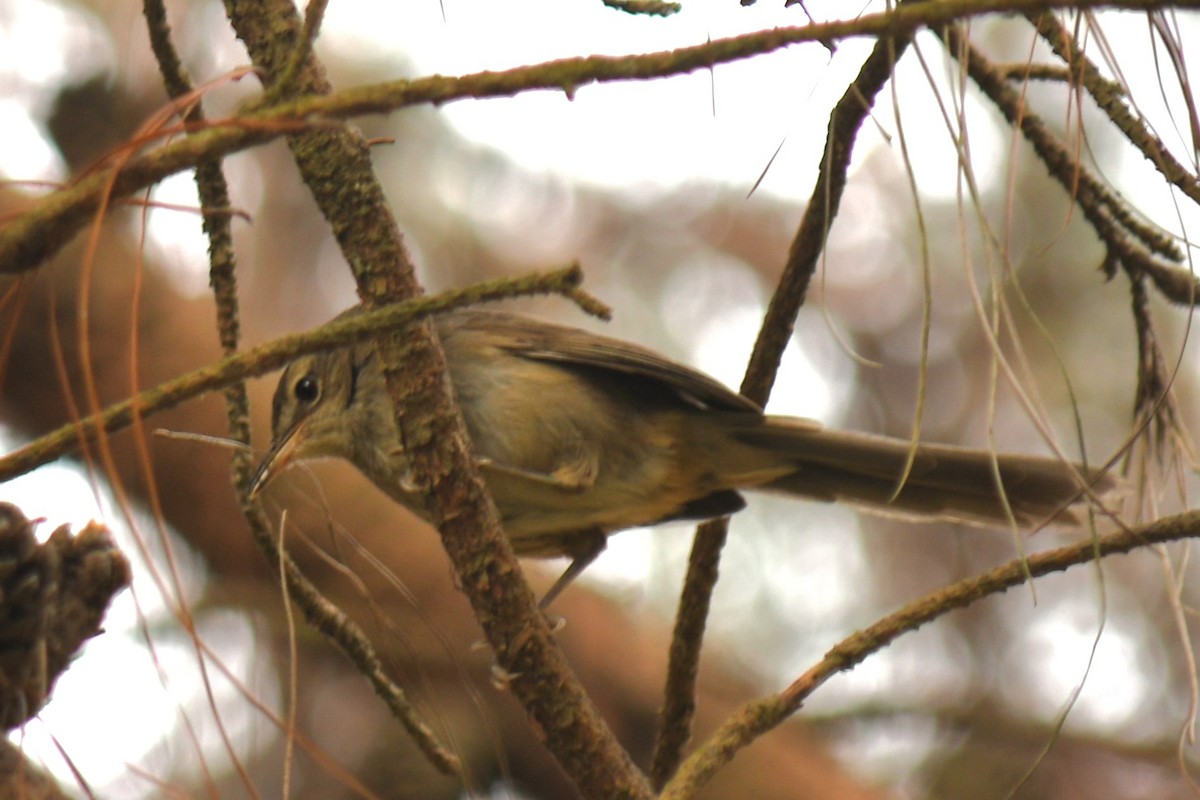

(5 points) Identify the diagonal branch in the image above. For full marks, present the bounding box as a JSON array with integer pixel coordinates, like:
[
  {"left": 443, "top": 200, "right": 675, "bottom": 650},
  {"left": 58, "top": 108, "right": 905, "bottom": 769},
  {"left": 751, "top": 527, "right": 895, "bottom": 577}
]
[
  {"left": 652, "top": 30, "right": 913, "bottom": 789},
  {"left": 223, "top": 2, "right": 652, "bottom": 796},
  {"left": 936, "top": 22, "right": 1200, "bottom": 306},
  {"left": 2, "top": 0, "right": 1193, "bottom": 276},
  {"left": 662, "top": 509, "right": 1200, "bottom": 799},
  {"left": 0, "top": 267, "right": 587, "bottom": 483},
  {"left": 1028, "top": 10, "right": 1200, "bottom": 211}
]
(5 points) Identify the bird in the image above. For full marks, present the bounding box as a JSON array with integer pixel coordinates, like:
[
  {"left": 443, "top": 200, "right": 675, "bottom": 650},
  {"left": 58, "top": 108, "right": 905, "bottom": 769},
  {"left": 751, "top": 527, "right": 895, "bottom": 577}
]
[{"left": 251, "top": 308, "right": 1119, "bottom": 605}]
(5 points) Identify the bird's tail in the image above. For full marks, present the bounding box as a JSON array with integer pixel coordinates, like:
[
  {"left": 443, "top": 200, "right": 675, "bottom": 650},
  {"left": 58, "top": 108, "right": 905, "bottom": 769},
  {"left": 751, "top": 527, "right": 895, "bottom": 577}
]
[{"left": 723, "top": 416, "right": 1122, "bottom": 529}]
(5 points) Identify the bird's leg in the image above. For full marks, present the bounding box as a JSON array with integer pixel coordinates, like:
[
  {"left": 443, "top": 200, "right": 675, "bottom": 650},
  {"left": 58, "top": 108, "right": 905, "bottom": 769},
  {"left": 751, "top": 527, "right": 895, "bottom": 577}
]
[{"left": 539, "top": 530, "right": 607, "bottom": 612}]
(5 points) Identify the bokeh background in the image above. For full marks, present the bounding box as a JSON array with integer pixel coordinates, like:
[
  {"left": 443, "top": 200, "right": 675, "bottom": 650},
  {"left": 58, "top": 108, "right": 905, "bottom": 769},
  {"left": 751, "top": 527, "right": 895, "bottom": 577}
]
[{"left": 2, "top": 1, "right": 1199, "bottom": 798}]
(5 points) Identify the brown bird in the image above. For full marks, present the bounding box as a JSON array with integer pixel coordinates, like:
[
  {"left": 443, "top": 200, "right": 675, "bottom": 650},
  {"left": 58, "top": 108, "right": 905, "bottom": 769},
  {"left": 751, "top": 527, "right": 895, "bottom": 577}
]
[{"left": 251, "top": 308, "right": 1118, "bottom": 604}]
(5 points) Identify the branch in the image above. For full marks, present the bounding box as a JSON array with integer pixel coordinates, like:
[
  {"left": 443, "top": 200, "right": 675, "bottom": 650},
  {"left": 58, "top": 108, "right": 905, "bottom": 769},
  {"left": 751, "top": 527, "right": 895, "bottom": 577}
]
[
  {"left": 662, "top": 510, "right": 1200, "bottom": 799},
  {"left": 1028, "top": 10, "right": 1200, "bottom": 211},
  {"left": 652, "top": 30, "right": 912, "bottom": 788},
  {"left": 0, "top": 267, "right": 588, "bottom": 482},
  {"left": 936, "top": 22, "right": 1200, "bottom": 305},
  {"left": 0, "top": 503, "right": 131, "bottom": 730},
  {"left": 223, "top": 2, "right": 652, "bottom": 796},
  {"left": 142, "top": 0, "right": 464, "bottom": 774},
  {"left": 2, "top": 0, "right": 1192, "bottom": 275}
]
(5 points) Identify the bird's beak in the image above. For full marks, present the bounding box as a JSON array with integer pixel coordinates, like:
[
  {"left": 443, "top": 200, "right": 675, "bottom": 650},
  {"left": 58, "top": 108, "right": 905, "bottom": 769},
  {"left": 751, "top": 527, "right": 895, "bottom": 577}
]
[{"left": 248, "top": 425, "right": 303, "bottom": 499}]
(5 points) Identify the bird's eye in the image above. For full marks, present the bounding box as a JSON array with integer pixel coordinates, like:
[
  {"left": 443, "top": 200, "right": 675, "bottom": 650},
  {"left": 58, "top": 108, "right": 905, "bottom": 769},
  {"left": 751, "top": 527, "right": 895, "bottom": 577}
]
[{"left": 293, "top": 374, "right": 319, "bottom": 404}]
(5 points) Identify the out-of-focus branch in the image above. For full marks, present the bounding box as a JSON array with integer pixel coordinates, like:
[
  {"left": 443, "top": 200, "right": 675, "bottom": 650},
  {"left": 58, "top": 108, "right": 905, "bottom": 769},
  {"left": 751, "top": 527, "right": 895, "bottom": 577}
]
[
  {"left": 0, "top": 740, "right": 73, "bottom": 800},
  {"left": 0, "top": 503, "right": 130, "bottom": 731}
]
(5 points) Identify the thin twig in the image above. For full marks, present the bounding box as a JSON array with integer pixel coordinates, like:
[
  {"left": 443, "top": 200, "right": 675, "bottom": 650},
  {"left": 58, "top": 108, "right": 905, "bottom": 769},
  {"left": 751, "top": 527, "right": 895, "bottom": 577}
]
[
  {"left": 652, "top": 30, "right": 914, "bottom": 788},
  {"left": 144, "top": 0, "right": 462, "bottom": 774},
  {"left": 995, "top": 62, "right": 1076, "bottom": 82},
  {"left": 3, "top": 0, "right": 1195, "bottom": 275},
  {"left": 143, "top": 0, "right": 292, "bottom": 785},
  {"left": 651, "top": 518, "right": 727, "bottom": 789},
  {"left": 662, "top": 510, "right": 1200, "bottom": 799},
  {"left": 0, "top": 266, "right": 590, "bottom": 482},
  {"left": 272, "top": 0, "right": 330, "bottom": 98},
  {"left": 937, "top": 23, "right": 1200, "bottom": 306},
  {"left": 224, "top": 2, "right": 652, "bottom": 795},
  {"left": 601, "top": 0, "right": 682, "bottom": 15},
  {"left": 1028, "top": 11, "right": 1200, "bottom": 231},
  {"left": 1129, "top": 270, "right": 1181, "bottom": 449}
]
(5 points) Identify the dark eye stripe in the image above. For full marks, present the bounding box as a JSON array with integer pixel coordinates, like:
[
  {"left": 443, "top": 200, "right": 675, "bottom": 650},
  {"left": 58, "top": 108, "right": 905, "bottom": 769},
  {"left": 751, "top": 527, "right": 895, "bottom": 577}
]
[
  {"left": 346, "top": 349, "right": 374, "bottom": 410},
  {"left": 346, "top": 357, "right": 360, "bottom": 409}
]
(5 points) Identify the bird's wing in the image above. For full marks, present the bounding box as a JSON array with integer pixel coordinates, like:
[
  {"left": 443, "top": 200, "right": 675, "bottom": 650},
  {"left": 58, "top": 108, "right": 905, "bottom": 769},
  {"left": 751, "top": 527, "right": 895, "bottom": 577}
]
[{"left": 440, "top": 309, "right": 762, "bottom": 413}]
